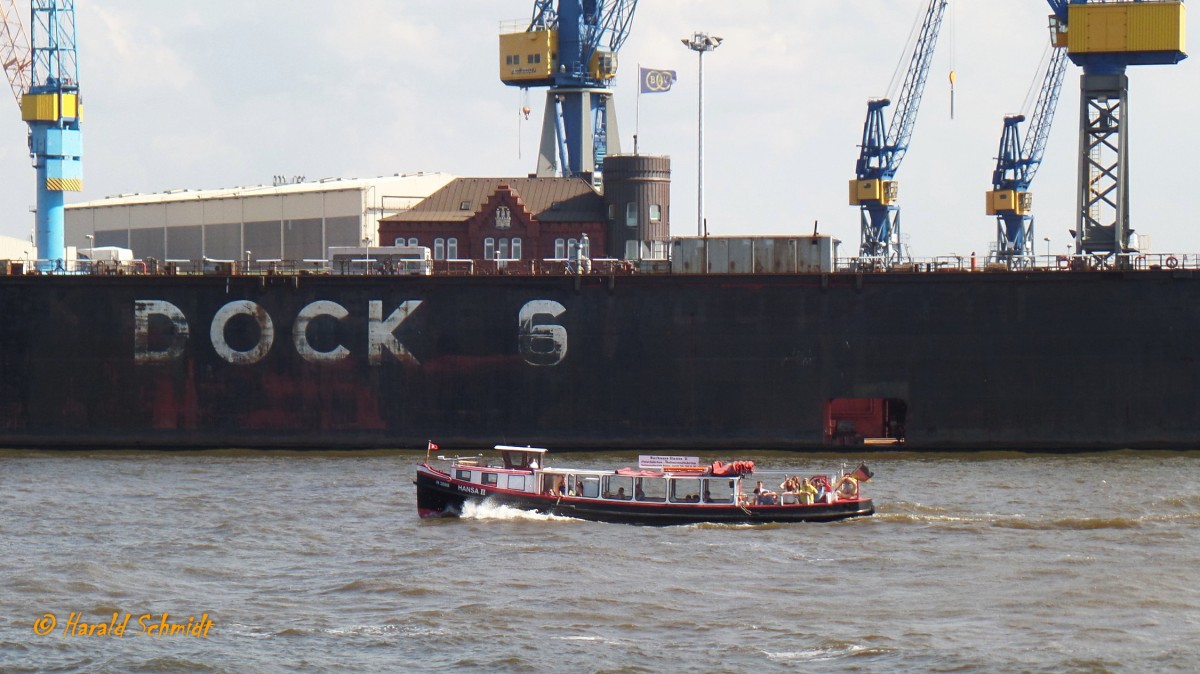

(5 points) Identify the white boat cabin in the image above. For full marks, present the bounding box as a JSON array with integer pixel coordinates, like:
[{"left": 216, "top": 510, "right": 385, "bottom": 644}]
[{"left": 447, "top": 446, "right": 747, "bottom": 504}]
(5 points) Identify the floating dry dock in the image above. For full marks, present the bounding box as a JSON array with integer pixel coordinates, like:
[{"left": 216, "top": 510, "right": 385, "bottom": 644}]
[{"left": 1, "top": 251, "right": 1197, "bottom": 450}]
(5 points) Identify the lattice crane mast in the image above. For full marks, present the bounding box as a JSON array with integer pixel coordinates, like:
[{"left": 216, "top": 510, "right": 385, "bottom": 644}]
[
  {"left": 1055, "top": 0, "right": 1186, "bottom": 259},
  {"left": 500, "top": 0, "right": 638, "bottom": 183},
  {"left": 849, "top": 0, "right": 948, "bottom": 266},
  {"left": 986, "top": 14, "right": 1069, "bottom": 267},
  {"left": 1, "top": 0, "right": 31, "bottom": 108},
  {"left": 2, "top": 1, "right": 81, "bottom": 270}
]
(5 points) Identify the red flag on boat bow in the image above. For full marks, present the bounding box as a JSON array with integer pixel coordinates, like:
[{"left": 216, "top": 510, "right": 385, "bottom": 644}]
[{"left": 427, "top": 441, "right": 439, "bottom": 452}]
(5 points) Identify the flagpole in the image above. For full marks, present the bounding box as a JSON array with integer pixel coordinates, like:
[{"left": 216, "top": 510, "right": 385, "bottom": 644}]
[{"left": 635, "top": 63, "right": 641, "bottom": 155}]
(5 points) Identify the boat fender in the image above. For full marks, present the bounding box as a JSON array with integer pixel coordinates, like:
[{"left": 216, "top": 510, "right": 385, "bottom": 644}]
[{"left": 1166, "top": 256, "right": 1179, "bottom": 269}]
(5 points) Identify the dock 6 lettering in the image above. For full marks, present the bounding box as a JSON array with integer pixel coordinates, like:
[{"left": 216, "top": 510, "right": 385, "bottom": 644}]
[{"left": 133, "top": 299, "right": 568, "bottom": 367}]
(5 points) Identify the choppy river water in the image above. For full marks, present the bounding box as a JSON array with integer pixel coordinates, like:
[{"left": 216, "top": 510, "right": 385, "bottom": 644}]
[{"left": 1, "top": 449, "right": 1197, "bottom": 673}]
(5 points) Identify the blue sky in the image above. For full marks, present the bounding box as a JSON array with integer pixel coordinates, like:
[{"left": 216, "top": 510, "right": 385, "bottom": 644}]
[{"left": 0, "top": 1, "right": 1194, "bottom": 258}]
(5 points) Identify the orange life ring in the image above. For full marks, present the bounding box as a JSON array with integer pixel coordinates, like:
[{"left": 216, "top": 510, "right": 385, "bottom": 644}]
[{"left": 1166, "top": 256, "right": 1179, "bottom": 269}]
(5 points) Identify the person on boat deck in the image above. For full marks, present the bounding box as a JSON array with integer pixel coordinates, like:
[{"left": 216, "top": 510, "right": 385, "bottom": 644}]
[
  {"left": 635, "top": 482, "right": 646, "bottom": 500},
  {"left": 812, "top": 479, "right": 828, "bottom": 503},
  {"left": 798, "top": 478, "right": 818, "bottom": 505},
  {"left": 529, "top": 457, "right": 539, "bottom": 470},
  {"left": 616, "top": 487, "right": 627, "bottom": 500},
  {"left": 753, "top": 480, "right": 777, "bottom": 505}
]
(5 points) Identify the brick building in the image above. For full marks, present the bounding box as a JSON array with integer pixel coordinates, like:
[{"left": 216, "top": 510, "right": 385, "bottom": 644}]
[
  {"left": 379, "top": 177, "right": 607, "bottom": 263},
  {"left": 380, "top": 156, "right": 671, "bottom": 264}
]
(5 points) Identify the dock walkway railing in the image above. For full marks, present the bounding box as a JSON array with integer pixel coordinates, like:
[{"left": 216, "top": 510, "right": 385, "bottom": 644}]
[
  {"left": 836, "top": 252, "right": 1200, "bottom": 273},
  {"left": 5, "top": 252, "right": 1200, "bottom": 277}
]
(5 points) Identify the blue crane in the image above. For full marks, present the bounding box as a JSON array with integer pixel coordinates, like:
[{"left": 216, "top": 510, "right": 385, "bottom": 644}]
[
  {"left": 500, "top": 1, "right": 638, "bottom": 183},
  {"left": 2, "top": 1, "right": 80, "bottom": 271},
  {"left": 850, "top": 0, "right": 948, "bottom": 266},
  {"left": 987, "top": 20, "right": 1069, "bottom": 267},
  {"left": 1054, "top": 0, "right": 1185, "bottom": 260}
]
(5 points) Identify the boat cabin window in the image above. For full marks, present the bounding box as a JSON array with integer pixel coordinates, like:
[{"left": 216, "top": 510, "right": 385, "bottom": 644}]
[
  {"left": 544, "top": 474, "right": 566, "bottom": 495},
  {"left": 507, "top": 474, "right": 526, "bottom": 491},
  {"left": 602, "top": 475, "right": 634, "bottom": 500},
  {"left": 703, "top": 478, "right": 735, "bottom": 504},
  {"left": 499, "top": 450, "right": 541, "bottom": 471},
  {"left": 482, "top": 472, "right": 498, "bottom": 486},
  {"left": 669, "top": 479, "right": 701, "bottom": 503},
  {"left": 635, "top": 477, "right": 666, "bottom": 502},
  {"left": 574, "top": 476, "right": 600, "bottom": 498},
  {"left": 455, "top": 469, "right": 473, "bottom": 481}
]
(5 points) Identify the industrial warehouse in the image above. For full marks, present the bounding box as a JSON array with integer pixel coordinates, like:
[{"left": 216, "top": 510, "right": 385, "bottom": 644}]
[{"left": 63, "top": 173, "right": 454, "bottom": 264}]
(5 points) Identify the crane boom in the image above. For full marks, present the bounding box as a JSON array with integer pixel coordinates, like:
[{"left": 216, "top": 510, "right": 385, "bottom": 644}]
[
  {"left": 885, "top": 0, "right": 948, "bottom": 172},
  {"left": 0, "top": 0, "right": 31, "bottom": 108},
  {"left": 1020, "top": 45, "right": 1069, "bottom": 186},
  {"left": 849, "top": 0, "right": 949, "bottom": 265}
]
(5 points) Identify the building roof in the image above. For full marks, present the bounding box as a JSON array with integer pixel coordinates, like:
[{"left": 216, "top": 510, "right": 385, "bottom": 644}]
[
  {"left": 66, "top": 172, "right": 455, "bottom": 209},
  {"left": 0, "top": 234, "right": 32, "bottom": 260},
  {"left": 383, "top": 177, "right": 603, "bottom": 223}
]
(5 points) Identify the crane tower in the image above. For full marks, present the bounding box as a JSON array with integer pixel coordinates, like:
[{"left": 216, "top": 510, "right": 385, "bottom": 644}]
[
  {"left": 1052, "top": 0, "right": 1186, "bottom": 259},
  {"left": 2, "top": 0, "right": 80, "bottom": 270},
  {"left": 500, "top": 0, "right": 638, "bottom": 184}
]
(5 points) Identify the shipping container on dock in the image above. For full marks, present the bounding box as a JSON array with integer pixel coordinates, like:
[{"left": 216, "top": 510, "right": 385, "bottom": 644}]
[{"left": 0, "top": 258, "right": 1198, "bottom": 451}]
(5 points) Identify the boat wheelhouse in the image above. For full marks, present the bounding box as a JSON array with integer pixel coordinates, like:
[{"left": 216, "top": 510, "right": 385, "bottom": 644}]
[{"left": 415, "top": 446, "right": 874, "bottom": 525}]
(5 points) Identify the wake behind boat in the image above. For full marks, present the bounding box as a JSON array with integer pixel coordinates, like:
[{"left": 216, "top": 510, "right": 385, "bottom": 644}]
[{"left": 414, "top": 445, "right": 875, "bottom": 525}]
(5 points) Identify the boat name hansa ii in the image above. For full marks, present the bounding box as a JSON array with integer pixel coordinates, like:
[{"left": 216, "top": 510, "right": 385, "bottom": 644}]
[{"left": 132, "top": 298, "right": 569, "bottom": 367}]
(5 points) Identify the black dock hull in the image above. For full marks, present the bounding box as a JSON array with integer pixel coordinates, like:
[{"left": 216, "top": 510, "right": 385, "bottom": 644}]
[{"left": 1, "top": 269, "right": 1197, "bottom": 450}]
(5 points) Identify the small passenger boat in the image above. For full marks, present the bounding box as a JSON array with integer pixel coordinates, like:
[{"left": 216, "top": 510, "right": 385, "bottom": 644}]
[{"left": 415, "top": 445, "right": 875, "bottom": 525}]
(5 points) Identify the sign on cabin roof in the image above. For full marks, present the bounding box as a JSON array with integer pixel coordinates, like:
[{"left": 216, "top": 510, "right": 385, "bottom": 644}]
[{"left": 639, "top": 455, "right": 700, "bottom": 469}]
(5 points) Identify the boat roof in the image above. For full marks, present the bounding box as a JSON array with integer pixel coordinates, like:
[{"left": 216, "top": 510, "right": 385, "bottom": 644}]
[{"left": 494, "top": 445, "right": 548, "bottom": 455}]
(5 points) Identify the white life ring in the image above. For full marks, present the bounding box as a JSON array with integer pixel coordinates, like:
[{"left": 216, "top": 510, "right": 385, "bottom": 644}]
[{"left": 835, "top": 476, "right": 859, "bottom": 499}]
